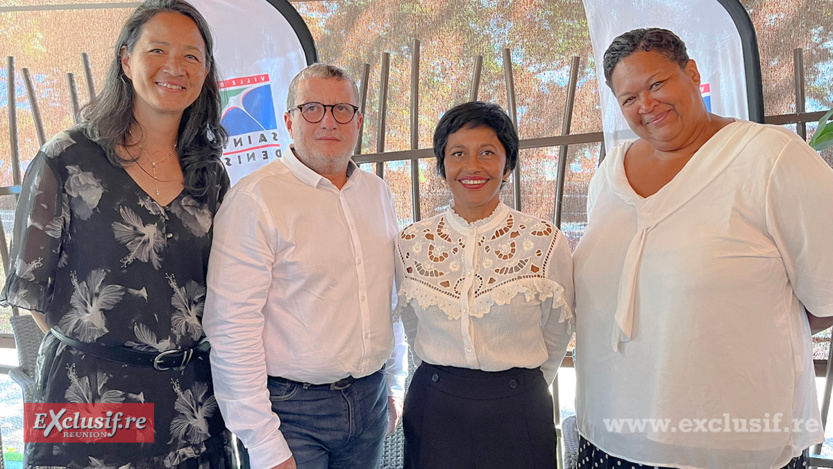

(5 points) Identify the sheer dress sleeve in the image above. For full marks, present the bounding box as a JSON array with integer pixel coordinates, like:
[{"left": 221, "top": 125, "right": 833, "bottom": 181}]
[{"left": 1, "top": 152, "right": 66, "bottom": 314}]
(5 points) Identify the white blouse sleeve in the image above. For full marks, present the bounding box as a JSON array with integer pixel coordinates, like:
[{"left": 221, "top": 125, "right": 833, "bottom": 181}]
[
  {"left": 539, "top": 230, "right": 575, "bottom": 384},
  {"left": 394, "top": 232, "right": 420, "bottom": 365},
  {"left": 586, "top": 151, "right": 612, "bottom": 219},
  {"left": 765, "top": 137, "right": 833, "bottom": 317}
]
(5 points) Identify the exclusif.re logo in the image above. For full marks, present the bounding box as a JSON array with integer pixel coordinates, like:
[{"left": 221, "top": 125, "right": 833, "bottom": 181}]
[
  {"left": 220, "top": 74, "right": 282, "bottom": 168},
  {"left": 24, "top": 403, "right": 154, "bottom": 443}
]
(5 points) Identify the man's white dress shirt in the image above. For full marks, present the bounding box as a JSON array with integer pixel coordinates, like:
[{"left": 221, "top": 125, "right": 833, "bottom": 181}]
[
  {"left": 573, "top": 121, "right": 833, "bottom": 468},
  {"left": 204, "top": 148, "right": 407, "bottom": 468}
]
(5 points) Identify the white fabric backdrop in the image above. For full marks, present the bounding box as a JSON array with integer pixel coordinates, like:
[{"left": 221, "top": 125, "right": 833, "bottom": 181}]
[
  {"left": 193, "top": 0, "right": 312, "bottom": 184},
  {"left": 582, "top": 0, "right": 750, "bottom": 153}
]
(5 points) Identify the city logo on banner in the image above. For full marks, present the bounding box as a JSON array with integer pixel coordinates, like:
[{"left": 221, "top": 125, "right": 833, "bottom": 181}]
[
  {"left": 700, "top": 83, "right": 712, "bottom": 112},
  {"left": 220, "top": 74, "right": 282, "bottom": 168}
]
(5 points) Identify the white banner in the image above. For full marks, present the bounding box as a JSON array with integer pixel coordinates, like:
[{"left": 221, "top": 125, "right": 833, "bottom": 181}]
[
  {"left": 193, "top": 0, "right": 315, "bottom": 184},
  {"left": 582, "top": 0, "right": 750, "bottom": 153}
]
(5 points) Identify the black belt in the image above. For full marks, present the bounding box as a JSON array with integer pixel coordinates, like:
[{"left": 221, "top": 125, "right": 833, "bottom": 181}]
[
  {"left": 51, "top": 328, "right": 210, "bottom": 371},
  {"left": 270, "top": 375, "right": 358, "bottom": 391}
]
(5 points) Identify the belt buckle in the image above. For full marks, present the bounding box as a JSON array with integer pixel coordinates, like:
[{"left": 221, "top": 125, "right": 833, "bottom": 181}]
[
  {"left": 153, "top": 348, "right": 193, "bottom": 371},
  {"left": 330, "top": 378, "right": 353, "bottom": 391}
]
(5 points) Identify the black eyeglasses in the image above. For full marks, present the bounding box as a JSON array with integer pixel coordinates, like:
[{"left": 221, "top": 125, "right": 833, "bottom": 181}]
[{"left": 289, "top": 102, "right": 360, "bottom": 124}]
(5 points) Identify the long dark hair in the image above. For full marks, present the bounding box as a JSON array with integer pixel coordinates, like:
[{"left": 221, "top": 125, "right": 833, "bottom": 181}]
[{"left": 80, "top": 0, "right": 228, "bottom": 202}]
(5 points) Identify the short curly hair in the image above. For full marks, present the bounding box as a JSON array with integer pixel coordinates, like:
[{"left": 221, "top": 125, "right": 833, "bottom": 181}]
[{"left": 603, "top": 28, "right": 689, "bottom": 89}]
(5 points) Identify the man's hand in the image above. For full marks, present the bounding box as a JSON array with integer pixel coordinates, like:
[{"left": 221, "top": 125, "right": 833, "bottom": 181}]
[
  {"left": 386, "top": 396, "right": 403, "bottom": 436},
  {"left": 271, "top": 456, "right": 296, "bottom": 469}
]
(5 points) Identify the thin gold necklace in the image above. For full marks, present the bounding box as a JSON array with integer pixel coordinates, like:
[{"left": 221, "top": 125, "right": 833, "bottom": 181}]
[{"left": 135, "top": 142, "right": 177, "bottom": 196}]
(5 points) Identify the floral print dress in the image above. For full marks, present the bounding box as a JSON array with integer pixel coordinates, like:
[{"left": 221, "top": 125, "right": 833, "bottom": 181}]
[{"left": 1, "top": 127, "right": 231, "bottom": 469}]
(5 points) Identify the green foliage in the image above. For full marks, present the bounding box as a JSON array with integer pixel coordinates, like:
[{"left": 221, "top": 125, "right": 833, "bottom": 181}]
[{"left": 810, "top": 109, "right": 833, "bottom": 151}]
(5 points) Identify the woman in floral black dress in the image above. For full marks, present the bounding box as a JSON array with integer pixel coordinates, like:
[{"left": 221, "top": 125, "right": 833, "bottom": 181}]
[{"left": 1, "top": 1, "right": 232, "bottom": 467}]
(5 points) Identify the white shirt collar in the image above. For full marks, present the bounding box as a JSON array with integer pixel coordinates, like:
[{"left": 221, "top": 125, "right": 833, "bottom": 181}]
[{"left": 283, "top": 145, "right": 359, "bottom": 189}]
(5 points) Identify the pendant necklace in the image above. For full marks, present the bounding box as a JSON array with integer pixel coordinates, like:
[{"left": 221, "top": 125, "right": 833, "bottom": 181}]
[{"left": 136, "top": 142, "right": 177, "bottom": 196}]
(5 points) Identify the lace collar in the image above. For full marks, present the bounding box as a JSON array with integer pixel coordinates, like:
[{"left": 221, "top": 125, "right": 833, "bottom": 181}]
[{"left": 445, "top": 203, "right": 509, "bottom": 234}]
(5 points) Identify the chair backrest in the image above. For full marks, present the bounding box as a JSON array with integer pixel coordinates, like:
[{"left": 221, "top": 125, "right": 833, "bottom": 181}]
[
  {"left": 0, "top": 423, "right": 5, "bottom": 469},
  {"left": 9, "top": 313, "right": 44, "bottom": 379},
  {"left": 809, "top": 334, "right": 833, "bottom": 465},
  {"left": 380, "top": 346, "right": 416, "bottom": 469}
]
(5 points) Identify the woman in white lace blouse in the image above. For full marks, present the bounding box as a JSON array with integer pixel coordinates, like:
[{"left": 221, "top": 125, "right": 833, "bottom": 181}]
[{"left": 394, "top": 101, "right": 575, "bottom": 468}]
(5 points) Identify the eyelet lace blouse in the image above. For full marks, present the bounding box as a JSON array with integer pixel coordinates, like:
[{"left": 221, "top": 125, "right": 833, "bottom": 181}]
[{"left": 394, "top": 203, "right": 574, "bottom": 383}]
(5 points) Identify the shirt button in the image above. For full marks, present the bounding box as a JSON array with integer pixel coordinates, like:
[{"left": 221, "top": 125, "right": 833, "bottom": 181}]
[
  {"left": 360, "top": 295, "right": 366, "bottom": 301},
  {"left": 509, "top": 379, "right": 518, "bottom": 389},
  {"left": 466, "top": 347, "right": 473, "bottom": 353},
  {"left": 166, "top": 233, "right": 173, "bottom": 238},
  {"left": 465, "top": 272, "right": 472, "bottom": 277},
  {"left": 468, "top": 229, "right": 475, "bottom": 235},
  {"left": 431, "top": 373, "right": 439, "bottom": 383},
  {"left": 365, "top": 332, "right": 371, "bottom": 338}
]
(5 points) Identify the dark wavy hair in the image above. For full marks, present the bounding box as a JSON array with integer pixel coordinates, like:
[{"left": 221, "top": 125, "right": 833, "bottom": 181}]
[
  {"left": 80, "top": 0, "right": 227, "bottom": 202},
  {"left": 603, "top": 28, "right": 689, "bottom": 89},
  {"left": 433, "top": 101, "right": 519, "bottom": 180}
]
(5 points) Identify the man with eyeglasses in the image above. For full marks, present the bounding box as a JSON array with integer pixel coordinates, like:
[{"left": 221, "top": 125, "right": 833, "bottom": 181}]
[{"left": 204, "top": 63, "right": 407, "bottom": 469}]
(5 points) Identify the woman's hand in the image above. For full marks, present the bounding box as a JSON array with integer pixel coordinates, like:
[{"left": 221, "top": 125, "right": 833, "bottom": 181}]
[
  {"left": 30, "top": 310, "right": 50, "bottom": 334},
  {"left": 807, "top": 310, "right": 833, "bottom": 335}
]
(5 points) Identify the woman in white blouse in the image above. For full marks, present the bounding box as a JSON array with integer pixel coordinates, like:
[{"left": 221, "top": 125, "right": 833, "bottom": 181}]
[
  {"left": 394, "top": 101, "right": 574, "bottom": 468},
  {"left": 573, "top": 28, "right": 833, "bottom": 469}
]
